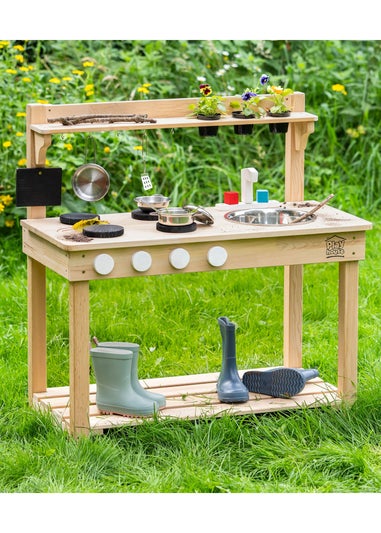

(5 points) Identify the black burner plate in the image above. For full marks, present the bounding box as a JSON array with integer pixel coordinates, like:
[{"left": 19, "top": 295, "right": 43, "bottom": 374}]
[
  {"left": 83, "top": 224, "right": 124, "bottom": 238},
  {"left": 156, "top": 222, "right": 197, "bottom": 233},
  {"left": 131, "top": 208, "right": 158, "bottom": 221},
  {"left": 60, "top": 212, "right": 100, "bottom": 225}
]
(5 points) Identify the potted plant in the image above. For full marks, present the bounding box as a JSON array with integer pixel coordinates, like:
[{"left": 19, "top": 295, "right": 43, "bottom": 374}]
[
  {"left": 230, "top": 74, "right": 270, "bottom": 135},
  {"left": 189, "top": 83, "right": 226, "bottom": 136},
  {"left": 266, "top": 82, "right": 294, "bottom": 133}
]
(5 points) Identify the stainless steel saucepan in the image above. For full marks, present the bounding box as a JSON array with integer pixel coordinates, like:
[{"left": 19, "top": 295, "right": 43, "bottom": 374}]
[{"left": 134, "top": 194, "right": 171, "bottom": 213}]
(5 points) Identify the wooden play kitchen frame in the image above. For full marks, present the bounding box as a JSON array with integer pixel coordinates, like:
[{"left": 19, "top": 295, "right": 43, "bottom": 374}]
[{"left": 22, "top": 93, "right": 372, "bottom": 436}]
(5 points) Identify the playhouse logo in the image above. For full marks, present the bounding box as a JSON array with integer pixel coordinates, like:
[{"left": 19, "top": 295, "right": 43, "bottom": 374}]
[{"left": 325, "top": 235, "right": 346, "bottom": 258}]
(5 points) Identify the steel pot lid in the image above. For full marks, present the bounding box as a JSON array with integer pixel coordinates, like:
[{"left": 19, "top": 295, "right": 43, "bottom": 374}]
[
  {"left": 183, "top": 204, "right": 214, "bottom": 225},
  {"left": 72, "top": 163, "right": 110, "bottom": 202}
]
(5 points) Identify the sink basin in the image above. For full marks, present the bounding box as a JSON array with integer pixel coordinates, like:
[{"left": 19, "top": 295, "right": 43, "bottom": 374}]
[{"left": 224, "top": 207, "right": 316, "bottom": 225}]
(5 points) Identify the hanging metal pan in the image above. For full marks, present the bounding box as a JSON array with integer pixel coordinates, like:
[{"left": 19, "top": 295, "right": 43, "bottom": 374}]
[{"left": 72, "top": 163, "right": 110, "bottom": 201}]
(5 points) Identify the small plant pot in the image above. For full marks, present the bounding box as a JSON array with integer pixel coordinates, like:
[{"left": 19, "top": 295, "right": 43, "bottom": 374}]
[
  {"left": 232, "top": 111, "right": 254, "bottom": 135},
  {"left": 267, "top": 111, "right": 290, "bottom": 134},
  {"left": 197, "top": 113, "right": 220, "bottom": 137}
]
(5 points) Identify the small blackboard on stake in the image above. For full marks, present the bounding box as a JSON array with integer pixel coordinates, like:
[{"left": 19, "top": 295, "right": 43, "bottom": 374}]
[{"left": 16, "top": 167, "right": 62, "bottom": 206}]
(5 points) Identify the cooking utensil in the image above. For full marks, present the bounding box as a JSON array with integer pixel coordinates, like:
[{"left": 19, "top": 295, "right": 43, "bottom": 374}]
[
  {"left": 140, "top": 132, "right": 153, "bottom": 191},
  {"left": 290, "top": 194, "right": 335, "bottom": 224},
  {"left": 156, "top": 207, "right": 195, "bottom": 226},
  {"left": 72, "top": 136, "right": 110, "bottom": 201},
  {"left": 183, "top": 204, "right": 214, "bottom": 225},
  {"left": 134, "top": 194, "right": 171, "bottom": 213}
]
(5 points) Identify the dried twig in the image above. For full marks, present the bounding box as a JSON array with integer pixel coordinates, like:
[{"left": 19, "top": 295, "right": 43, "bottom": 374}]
[{"left": 48, "top": 113, "right": 157, "bottom": 126}]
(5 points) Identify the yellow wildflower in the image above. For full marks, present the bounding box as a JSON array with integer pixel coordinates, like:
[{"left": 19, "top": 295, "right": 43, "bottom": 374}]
[
  {"left": 37, "top": 99, "right": 49, "bottom": 104},
  {"left": 3, "top": 141, "right": 11, "bottom": 148},
  {"left": 18, "top": 158, "right": 27, "bottom": 166},
  {"left": 22, "top": 77, "right": 31, "bottom": 83},
  {"left": 0, "top": 195, "right": 13, "bottom": 206},
  {"left": 64, "top": 143, "right": 73, "bottom": 151},
  {"left": 5, "top": 219, "right": 14, "bottom": 228},
  {"left": 15, "top": 54, "right": 24, "bottom": 63},
  {"left": 104, "top": 146, "right": 111, "bottom": 154},
  {"left": 72, "top": 69, "right": 84, "bottom": 75},
  {"left": 332, "top": 83, "right": 347, "bottom": 95},
  {"left": 6, "top": 69, "right": 17, "bottom": 75},
  {"left": 62, "top": 76, "right": 72, "bottom": 81},
  {"left": 19, "top": 66, "right": 29, "bottom": 72},
  {"left": 13, "top": 44, "right": 24, "bottom": 51},
  {"left": 134, "top": 145, "right": 143, "bottom": 151},
  {"left": 269, "top": 85, "right": 283, "bottom": 94},
  {"left": 28, "top": 65, "right": 34, "bottom": 71},
  {"left": 16, "top": 112, "right": 26, "bottom": 117},
  {"left": 49, "top": 77, "right": 61, "bottom": 84},
  {"left": 82, "top": 61, "right": 94, "bottom": 67},
  {"left": 137, "top": 86, "right": 150, "bottom": 94},
  {"left": 0, "top": 41, "right": 10, "bottom": 48},
  {"left": 0, "top": 204, "right": 4, "bottom": 214},
  {"left": 16, "top": 132, "right": 24, "bottom": 137},
  {"left": 84, "top": 84, "right": 94, "bottom": 92}
]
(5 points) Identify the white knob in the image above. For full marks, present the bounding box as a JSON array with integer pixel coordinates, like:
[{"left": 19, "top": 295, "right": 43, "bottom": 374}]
[
  {"left": 131, "top": 251, "right": 152, "bottom": 272},
  {"left": 169, "top": 248, "right": 190, "bottom": 270},
  {"left": 207, "top": 246, "right": 228, "bottom": 267},
  {"left": 93, "top": 253, "right": 115, "bottom": 275}
]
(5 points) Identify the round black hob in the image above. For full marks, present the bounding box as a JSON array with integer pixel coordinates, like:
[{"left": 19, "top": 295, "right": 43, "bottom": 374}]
[
  {"left": 83, "top": 224, "right": 124, "bottom": 238},
  {"left": 59, "top": 212, "right": 100, "bottom": 225},
  {"left": 156, "top": 222, "right": 197, "bottom": 233},
  {"left": 131, "top": 208, "right": 158, "bottom": 221}
]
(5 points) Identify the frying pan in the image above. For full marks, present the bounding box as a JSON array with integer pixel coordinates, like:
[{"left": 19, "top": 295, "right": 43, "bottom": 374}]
[{"left": 72, "top": 136, "right": 110, "bottom": 201}]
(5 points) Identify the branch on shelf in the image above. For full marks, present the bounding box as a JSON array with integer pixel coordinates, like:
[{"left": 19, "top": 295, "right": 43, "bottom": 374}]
[{"left": 47, "top": 114, "right": 157, "bottom": 126}]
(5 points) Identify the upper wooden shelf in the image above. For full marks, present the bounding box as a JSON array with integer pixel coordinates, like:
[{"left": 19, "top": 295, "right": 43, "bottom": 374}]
[
  {"left": 27, "top": 93, "right": 318, "bottom": 136},
  {"left": 30, "top": 111, "right": 318, "bottom": 135}
]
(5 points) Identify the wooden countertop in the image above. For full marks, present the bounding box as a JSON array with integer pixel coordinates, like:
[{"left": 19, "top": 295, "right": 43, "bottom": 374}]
[{"left": 21, "top": 203, "right": 372, "bottom": 253}]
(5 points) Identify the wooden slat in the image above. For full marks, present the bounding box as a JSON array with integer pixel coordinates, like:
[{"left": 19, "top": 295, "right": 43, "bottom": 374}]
[{"left": 33, "top": 369, "right": 340, "bottom": 434}]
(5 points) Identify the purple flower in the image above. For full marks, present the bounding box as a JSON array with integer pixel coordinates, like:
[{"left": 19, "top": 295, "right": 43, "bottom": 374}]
[
  {"left": 242, "top": 91, "right": 257, "bottom": 101},
  {"left": 260, "top": 74, "right": 270, "bottom": 85}
]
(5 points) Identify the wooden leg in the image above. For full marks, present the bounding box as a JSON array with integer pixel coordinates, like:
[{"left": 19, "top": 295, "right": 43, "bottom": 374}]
[
  {"left": 338, "top": 261, "right": 359, "bottom": 401},
  {"left": 27, "top": 257, "right": 47, "bottom": 404},
  {"left": 69, "top": 280, "right": 90, "bottom": 437},
  {"left": 283, "top": 264, "right": 303, "bottom": 368}
]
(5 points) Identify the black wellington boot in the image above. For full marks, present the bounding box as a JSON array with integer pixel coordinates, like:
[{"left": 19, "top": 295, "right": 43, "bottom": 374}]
[{"left": 217, "top": 316, "right": 249, "bottom": 403}]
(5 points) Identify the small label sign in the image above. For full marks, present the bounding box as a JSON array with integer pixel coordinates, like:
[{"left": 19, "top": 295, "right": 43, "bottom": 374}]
[{"left": 325, "top": 235, "right": 346, "bottom": 258}]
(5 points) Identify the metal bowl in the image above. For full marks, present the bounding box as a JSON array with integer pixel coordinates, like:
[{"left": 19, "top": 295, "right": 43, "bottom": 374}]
[
  {"left": 134, "top": 194, "right": 171, "bottom": 213},
  {"left": 225, "top": 207, "right": 316, "bottom": 225}
]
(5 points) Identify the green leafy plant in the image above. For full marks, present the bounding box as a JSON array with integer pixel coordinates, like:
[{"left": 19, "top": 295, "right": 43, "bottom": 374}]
[
  {"left": 189, "top": 83, "right": 226, "bottom": 117},
  {"left": 230, "top": 74, "right": 271, "bottom": 117},
  {"left": 231, "top": 89, "right": 267, "bottom": 117},
  {"left": 267, "top": 83, "right": 294, "bottom": 114}
]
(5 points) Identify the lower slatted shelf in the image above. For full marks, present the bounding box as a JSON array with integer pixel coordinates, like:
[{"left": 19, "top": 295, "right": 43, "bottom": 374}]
[{"left": 33, "top": 369, "right": 341, "bottom": 434}]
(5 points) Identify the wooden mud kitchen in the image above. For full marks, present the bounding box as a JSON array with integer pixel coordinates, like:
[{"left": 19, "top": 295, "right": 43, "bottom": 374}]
[{"left": 21, "top": 93, "right": 372, "bottom": 436}]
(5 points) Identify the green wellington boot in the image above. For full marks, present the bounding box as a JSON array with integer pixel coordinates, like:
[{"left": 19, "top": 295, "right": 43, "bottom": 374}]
[
  {"left": 217, "top": 316, "right": 249, "bottom": 403},
  {"left": 90, "top": 346, "right": 161, "bottom": 416},
  {"left": 95, "top": 341, "right": 166, "bottom": 409}
]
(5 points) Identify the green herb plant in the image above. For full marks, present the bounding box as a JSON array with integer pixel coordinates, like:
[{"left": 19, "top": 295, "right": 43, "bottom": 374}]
[{"left": 189, "top": 83, "right": 226, "bottom": 117}]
